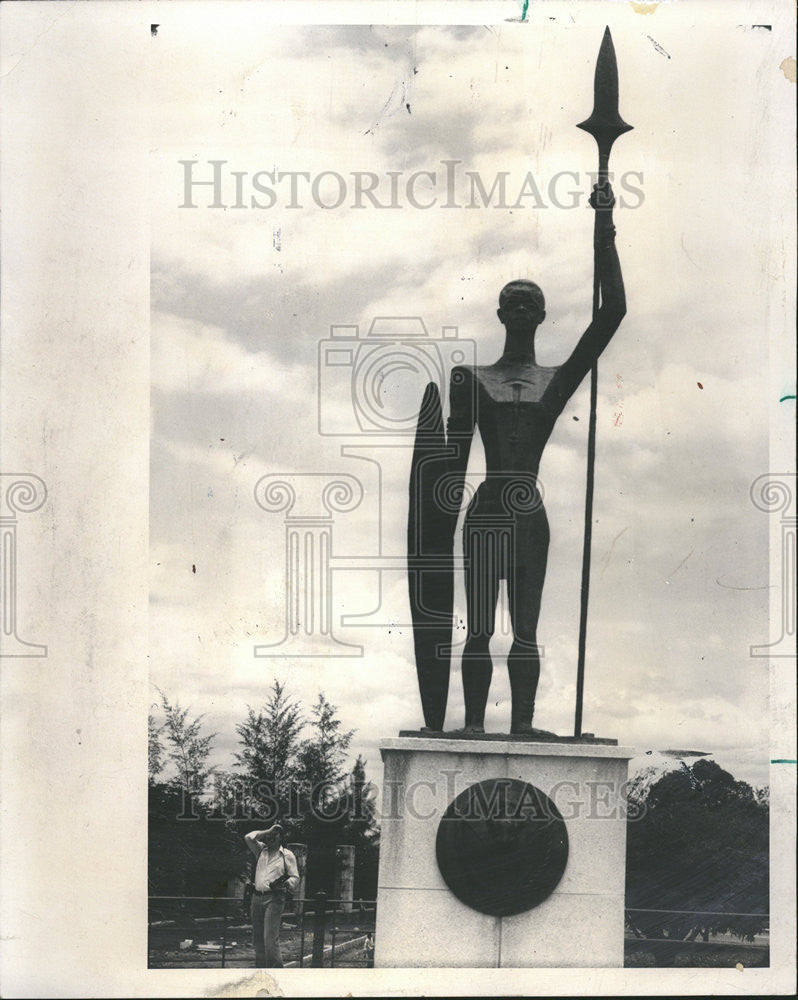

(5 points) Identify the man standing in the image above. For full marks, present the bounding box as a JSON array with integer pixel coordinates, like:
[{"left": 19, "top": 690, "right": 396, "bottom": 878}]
[{"left": 244, "top": 824, "right": 300, "bottom": 968}]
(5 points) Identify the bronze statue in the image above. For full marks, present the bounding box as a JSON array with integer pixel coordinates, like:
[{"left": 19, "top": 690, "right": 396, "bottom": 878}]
[
  {"left": 408, "top": 27, "right": 632, "bottom": 735},
  {"left": 409, "top": 184, "right": 625, "bottom": 735},
  {"left": 446, "top": 184, "right": 625, "bottom": 734}
]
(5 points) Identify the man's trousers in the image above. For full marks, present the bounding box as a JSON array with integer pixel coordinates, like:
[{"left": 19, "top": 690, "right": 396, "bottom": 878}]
[{"left": 251, "top": 891, "right": 285, "bottom": 968}]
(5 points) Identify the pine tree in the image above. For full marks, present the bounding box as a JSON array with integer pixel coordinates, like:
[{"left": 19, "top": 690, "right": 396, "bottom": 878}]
[
  {"left": 341, "top": 754, "right": 380, "bottom": 898},
  {"left": 345, "top": 754, "right": 378, "bottom": 835},
  {"left": 235, "top": 681, "right": 303, "bottom": 783},
  {"left": 148, "top": 711, "right": 165, "bottom": 784},
  {"left": 148, "top": 693, "right": 226, "bottom": 895},
  {"left": 158, "top": 691, "right": 216, "bottom": 800},
  {"left": 297, "top": 692, "right": 354, "bottom": 800}
]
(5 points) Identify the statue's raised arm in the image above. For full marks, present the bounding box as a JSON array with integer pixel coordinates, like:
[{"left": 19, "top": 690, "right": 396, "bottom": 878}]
[{"left": 554, "top": 182, "right": 626, "bottom": 408}]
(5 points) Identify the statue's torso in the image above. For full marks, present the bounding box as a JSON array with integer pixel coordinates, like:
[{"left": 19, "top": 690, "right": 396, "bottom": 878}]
[{"left": 470, "top": 361, "right": 561, "bottom": 479}]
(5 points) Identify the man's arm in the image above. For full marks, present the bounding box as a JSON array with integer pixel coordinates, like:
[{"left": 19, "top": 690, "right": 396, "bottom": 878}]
[
  {"left": 553, "top": 182, "right": 626, "bottom": 407},
  {"left": 244, "top": 829, "right": 267, "bottom": 858},
  {"left": 282, "top": 850, "right": 300, "bottom": 893}
]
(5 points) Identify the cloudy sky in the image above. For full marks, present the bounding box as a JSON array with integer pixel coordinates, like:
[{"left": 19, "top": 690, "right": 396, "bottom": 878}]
[{"left": 148, "top": 8, "right": 792, "bottom": 789}]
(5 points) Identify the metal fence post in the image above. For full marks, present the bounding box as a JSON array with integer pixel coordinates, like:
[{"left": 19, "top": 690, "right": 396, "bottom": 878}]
[{"left": 311, "top": 892, "right": 328, "bottom": 968}]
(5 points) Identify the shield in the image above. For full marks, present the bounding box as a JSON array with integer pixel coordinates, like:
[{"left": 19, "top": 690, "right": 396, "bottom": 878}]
[{"left": 407, "top": 382, "right": 454, "bottom": 731}]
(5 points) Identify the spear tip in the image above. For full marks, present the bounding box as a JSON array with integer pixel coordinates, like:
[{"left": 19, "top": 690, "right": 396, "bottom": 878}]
[{"left": 577, "top": 25, "right": 633, "bottom": 154}]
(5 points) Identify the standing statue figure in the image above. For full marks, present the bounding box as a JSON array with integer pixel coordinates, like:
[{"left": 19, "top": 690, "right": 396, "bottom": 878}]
[
  {"left": 408, "top": 181, "right": 626, "bottom": 735},
  {"left": 451, "top": 181, "right": 625, "bottom": 734}
]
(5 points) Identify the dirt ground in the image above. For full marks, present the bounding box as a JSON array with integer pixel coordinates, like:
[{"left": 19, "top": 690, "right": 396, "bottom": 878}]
[
  {"left": 150, "top": 919, "right": 767, "bottom": 970},
  {"left": 149, "top": 923, "right": 371, "bottom": 969}
]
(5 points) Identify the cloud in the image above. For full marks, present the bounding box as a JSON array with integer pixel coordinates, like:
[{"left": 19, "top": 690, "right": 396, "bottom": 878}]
[{"left": 148, "top": 20, "right": 780, "bottom": 789}]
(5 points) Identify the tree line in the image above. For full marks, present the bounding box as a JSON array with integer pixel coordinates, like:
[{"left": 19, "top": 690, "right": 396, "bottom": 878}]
[
  {"left": 149, "top": 681, "right": 769, "bottom": 960},
  {"left": 148, "top": 681, "right": 379, "bottom": 900},
  {"left": 625, "top": 757, "right": 769, "bottom": 962}
]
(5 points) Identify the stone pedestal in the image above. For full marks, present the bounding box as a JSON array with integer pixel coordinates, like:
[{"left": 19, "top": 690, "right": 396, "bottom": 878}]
[{"left": 374, "top": 735, "right": 634, "bottom": 968}]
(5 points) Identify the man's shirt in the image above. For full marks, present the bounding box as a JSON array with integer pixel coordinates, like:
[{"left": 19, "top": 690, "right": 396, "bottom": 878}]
[{"left": 253, "top": 845, "right": 300, "bottom": 893}]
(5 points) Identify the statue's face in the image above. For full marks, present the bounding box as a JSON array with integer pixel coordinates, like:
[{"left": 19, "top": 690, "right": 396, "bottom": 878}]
[{"left": 497, "top": 291, "right": 545, "bottom": 333}]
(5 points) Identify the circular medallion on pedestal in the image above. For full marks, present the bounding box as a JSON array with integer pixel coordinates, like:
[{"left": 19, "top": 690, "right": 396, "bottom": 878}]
[{"left": 435, "top": 777, "right": 569, "bottom": 916}]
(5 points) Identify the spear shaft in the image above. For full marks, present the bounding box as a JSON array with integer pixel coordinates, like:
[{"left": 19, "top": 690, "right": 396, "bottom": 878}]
[{"left": 574, "top": 27, "right": 632, "bottom": 737}]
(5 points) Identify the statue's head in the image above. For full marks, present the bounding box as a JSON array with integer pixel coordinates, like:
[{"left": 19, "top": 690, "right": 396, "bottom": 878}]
[{"left": 497, "top": 280, "right": 546, "bottom": 331}]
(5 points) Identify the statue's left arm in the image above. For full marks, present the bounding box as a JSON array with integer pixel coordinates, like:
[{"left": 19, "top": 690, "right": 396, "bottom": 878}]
[
  {"left": 444, "top": 366, "right": 476, "bottom": 542},
  {"left": 553, "top": 183, "right": 626, "bottom": 406}
]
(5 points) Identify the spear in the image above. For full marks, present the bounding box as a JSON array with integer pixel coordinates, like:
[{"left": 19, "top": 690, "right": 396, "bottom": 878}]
[{"left": 574, "top": 27, "right": 633, "bottom": 738}]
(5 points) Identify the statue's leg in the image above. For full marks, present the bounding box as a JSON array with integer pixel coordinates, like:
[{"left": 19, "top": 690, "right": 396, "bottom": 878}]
[
  {"left": 506, "top": 511, "right": 549, "bottom": 733},
  {"left": 461, "top": 522, "right": 502, "bottom": 731}
]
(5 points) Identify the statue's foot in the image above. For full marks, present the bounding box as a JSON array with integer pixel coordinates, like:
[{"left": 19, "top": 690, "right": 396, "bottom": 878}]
[
  {"left": 455, "top": 723, "right": 485, "bottom": 734},
  {"left": 510, "top": 723, "right": 557, "bottom": 737},
  {"left": 420, "top": 726, "right": 443, "bottom": 734}
]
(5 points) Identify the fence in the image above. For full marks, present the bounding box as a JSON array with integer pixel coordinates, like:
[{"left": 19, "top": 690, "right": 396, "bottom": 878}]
[
  {"left": 624, "top": 907, "right": 769, "bottom": 967},
  {"left": 148, "top": 893, "right": 376, "bottom": 969},
  {"left": 149, "top": 898, "right": 768, "bottom": 969}
]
